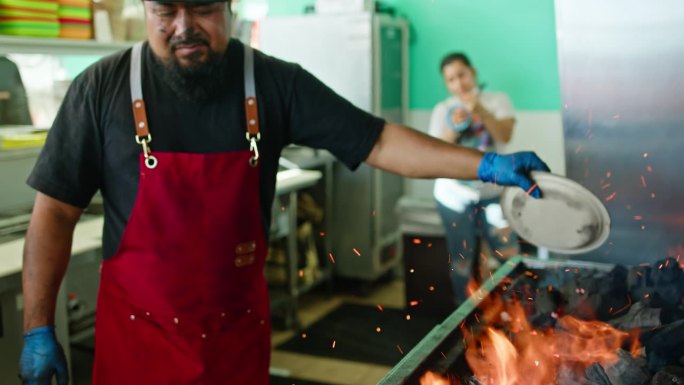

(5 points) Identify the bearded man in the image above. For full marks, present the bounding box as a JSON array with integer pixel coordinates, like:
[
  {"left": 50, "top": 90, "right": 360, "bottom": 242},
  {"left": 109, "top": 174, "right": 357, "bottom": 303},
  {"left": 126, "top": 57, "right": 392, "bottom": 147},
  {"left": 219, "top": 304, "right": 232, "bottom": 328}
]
[{"left": 18, "top": 1, "right": 548, "bottom": 384}]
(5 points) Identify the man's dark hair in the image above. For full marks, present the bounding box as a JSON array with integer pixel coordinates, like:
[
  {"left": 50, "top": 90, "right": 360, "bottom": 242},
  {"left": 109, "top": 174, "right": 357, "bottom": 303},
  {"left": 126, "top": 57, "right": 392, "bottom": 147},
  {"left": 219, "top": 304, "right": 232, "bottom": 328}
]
[{"left": 440, "top": 52, "right": 473, "bottom": 72}]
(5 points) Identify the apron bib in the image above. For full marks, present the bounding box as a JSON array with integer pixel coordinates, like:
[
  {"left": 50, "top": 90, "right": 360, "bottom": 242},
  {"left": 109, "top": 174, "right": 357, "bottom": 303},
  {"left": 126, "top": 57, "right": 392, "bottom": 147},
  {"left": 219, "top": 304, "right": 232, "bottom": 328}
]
[{"left": 92, "top": 42, "right": 269, "bottom": 385}]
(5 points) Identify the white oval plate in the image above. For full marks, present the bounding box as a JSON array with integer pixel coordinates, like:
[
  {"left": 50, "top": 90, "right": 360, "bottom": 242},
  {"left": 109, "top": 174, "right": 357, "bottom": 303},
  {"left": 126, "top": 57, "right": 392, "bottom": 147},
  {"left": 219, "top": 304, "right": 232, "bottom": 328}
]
[{"left": 500, "top": 171, "right": 611, "bottom": 255}]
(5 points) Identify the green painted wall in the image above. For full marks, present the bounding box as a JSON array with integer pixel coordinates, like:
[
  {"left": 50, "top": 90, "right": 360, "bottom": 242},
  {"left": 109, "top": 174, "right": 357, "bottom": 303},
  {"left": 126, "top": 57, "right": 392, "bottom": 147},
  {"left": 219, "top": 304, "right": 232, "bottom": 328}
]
[
  {"left": 256, "top": 0, "right": 561, "bottom": 111},
  {"left": 265, "top": 0, "right": 311, "bottom": 15},
  {"left": 388, "top": 0, "right": 560, "bottom": 110}
]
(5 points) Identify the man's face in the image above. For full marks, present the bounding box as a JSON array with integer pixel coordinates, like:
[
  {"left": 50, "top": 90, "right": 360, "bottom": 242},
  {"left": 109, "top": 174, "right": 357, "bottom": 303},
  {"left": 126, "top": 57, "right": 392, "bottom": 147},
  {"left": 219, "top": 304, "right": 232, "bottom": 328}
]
[{"left": 144, "top": 0, "right": 230, "bottom": 69}]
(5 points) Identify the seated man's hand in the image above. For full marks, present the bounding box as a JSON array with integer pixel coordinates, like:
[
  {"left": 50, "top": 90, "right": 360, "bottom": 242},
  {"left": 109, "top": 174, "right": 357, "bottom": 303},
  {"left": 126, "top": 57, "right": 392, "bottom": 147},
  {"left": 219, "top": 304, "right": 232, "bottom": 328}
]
[
  {"left": 477, "top": 152, "right": 550, "bottom": 198},
  {"left": 19, "top": 326, "right": 69, "bottom": 385}
]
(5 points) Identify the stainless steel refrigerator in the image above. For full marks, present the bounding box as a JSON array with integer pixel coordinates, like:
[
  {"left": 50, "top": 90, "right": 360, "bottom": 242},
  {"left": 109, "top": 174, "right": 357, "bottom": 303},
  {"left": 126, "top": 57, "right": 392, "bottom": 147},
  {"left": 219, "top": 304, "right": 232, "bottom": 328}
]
[
  {"left": 259, "top": 12, "right": 409, "bottom": 281},
  {"left": 556, "top": 0, "right": 684, "bottom": 265}
]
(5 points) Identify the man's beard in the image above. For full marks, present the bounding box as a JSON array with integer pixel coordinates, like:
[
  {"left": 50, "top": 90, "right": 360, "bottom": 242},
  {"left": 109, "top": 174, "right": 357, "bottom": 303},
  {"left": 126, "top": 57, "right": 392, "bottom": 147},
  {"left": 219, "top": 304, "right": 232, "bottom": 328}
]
[{"left": 156, "top": 33, "right": 228, "bottom": 103}]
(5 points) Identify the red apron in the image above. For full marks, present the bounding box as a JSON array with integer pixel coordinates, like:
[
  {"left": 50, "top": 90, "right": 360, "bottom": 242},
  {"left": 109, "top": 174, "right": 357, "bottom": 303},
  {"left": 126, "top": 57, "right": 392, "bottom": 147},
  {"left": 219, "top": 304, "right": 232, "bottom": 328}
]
[{"left": 92, "top": 42, "right": 270, "bottom": 385}]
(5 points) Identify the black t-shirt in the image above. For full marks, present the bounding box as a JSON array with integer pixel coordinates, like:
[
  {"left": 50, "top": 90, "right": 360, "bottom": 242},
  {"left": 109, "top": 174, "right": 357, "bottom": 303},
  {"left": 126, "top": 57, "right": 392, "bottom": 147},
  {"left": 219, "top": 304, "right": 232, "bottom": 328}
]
[{"left": 27, "top": 39, "right": 384, "bottom": 259}]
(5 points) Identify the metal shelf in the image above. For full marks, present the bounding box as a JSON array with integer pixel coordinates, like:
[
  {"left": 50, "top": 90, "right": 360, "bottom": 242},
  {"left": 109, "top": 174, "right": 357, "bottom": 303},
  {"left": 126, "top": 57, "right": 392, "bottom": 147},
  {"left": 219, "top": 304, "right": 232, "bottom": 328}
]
[{"left": 0, "top": 36, "right": 134, "bottom": 55}]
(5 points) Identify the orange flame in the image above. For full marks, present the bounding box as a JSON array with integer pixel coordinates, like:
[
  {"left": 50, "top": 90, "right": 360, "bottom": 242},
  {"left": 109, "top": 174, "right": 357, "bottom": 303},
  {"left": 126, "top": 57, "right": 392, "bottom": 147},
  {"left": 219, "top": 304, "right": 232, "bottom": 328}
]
[
  {"left": 459, "top": 296, "right": 640, "bottom": 385},
  {"left": 466, "top": 277, "right": 480, "bottom": 297},
  {"left": 420, "top": 371, "right": 461, "bottom": 385}
]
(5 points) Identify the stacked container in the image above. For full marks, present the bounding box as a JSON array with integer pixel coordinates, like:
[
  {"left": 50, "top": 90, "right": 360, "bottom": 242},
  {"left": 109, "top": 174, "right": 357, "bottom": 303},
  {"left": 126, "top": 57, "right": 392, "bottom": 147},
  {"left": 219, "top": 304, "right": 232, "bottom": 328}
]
[
  {"left": 57, "top": 0, "right": 91, "bottom": 39},
  {"left": 0, "top": 0, "right": 59, "bottom": 37}
]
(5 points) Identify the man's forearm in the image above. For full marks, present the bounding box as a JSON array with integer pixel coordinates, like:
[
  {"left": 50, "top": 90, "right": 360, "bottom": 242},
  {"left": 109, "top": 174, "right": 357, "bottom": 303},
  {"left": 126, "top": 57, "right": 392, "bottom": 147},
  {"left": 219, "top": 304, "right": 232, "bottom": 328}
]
[
  {"left": 23, "top": 193, "right": 82, "bottom": 331},
  {"left": 365, "top": 123, "right": 484, "bottom": 179}
]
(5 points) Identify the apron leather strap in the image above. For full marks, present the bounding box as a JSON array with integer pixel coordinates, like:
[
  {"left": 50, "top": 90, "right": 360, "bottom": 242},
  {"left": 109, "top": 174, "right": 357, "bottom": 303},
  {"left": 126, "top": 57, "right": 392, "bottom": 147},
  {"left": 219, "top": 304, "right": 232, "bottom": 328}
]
[
  {"left": 130, "top": 42, "right": 149, "bottom": 139},
  {"left": 129, "top": 42, "right": 261, "bottom": 167},
  {"left": 243, "top": 46, "right": 261, "bottom": 166},
  {"left": 244, "top": 45, "right": 259, "bottom": 137},
  {"left": 130, "top": 42, "right": 156, "bottom": 169}
]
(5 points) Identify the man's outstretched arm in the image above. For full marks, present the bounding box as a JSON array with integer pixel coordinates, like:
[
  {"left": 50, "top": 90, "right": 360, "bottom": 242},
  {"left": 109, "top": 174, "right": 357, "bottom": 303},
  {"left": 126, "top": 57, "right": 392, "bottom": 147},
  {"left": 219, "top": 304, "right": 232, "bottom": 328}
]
[{"left": 365, "top": 123, "right": 549, "bottom": 197}]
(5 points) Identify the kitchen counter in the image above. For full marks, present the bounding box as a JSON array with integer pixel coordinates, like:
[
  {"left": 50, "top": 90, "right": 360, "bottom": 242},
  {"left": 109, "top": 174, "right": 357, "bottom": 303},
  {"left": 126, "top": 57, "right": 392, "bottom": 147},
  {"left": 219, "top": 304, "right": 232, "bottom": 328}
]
[
  {"left": 275, "top": 168, "right": 322, "bottom": 195},
  {"left": 0, "top": 216, "right": 103, "bottom": 290}
]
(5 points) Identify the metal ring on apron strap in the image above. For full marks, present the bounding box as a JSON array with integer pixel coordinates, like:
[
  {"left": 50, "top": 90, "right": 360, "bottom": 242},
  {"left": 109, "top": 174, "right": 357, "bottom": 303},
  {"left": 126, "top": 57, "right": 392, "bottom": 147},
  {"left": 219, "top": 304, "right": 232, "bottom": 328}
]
[
  {"left": 145, "top": 155, "right": 158, "bottom": 169},
  {"left": 135, "top": 133, "right": 158, "bottom": 169}
]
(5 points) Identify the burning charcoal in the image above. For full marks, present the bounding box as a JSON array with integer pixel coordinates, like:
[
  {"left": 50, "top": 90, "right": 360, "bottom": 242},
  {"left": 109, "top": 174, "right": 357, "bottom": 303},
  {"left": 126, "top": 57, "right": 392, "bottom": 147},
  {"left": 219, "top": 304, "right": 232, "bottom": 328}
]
[
  {"left": 586, "top": 363, "right": 614, "bottom": 385},
  {"left": 651, "top": 258, "right": 683, "bottom": 307},
  {"left": 650, "top": 366, "right": 684, "bottom": 385},
  {"left": 571, "top": 293, "right": 604, "bottom": 320},
  {"left": 629, "top": 258, "right": 684, "bottom": 308},
  {"left": 555, "top": 266, "right": 631, "bottom": 321},
  {"left": 559, "top": 274, "right": 584, "bottom": 309},
  {"left": 604, "top": 349, "right": 651, "bottom": 385},
  {"left": 581, "top": 269, "right": 632, "bottom": 321},
  {"left": 609, "top": 301, "right": 662, "bottom": 330},
  {"left": 660, "top": 306, "right": 684, "bottom": 325},
  {"left": 606, "top": 265, "right": 630, "bottom": 293},
  {"left": 642, "top": 319, "right": 684, "bottom": 372},
  {"left": 529, "top": 287, "right": 565, "bottom": 328},
  {"left": 558, "top": 362, "right": 587, "bottom": 385}
]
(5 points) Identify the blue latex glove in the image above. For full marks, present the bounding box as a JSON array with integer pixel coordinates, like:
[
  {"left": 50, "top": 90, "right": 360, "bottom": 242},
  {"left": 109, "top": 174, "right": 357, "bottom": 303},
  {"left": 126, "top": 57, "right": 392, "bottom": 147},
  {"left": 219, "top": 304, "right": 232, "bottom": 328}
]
[
  {"left": 19, "top": 326, "right": 69, "bottom": 385},
  {"left": 477, "top": 152, "right": 550, "bottom": 198}
]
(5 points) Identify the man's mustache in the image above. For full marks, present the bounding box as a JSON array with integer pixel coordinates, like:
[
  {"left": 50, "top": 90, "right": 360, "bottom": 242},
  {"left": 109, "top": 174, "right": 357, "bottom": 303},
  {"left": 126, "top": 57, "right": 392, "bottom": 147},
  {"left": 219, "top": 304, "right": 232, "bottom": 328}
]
[{"left": 170, "top": 35, "right": 209, "bottom": 51}]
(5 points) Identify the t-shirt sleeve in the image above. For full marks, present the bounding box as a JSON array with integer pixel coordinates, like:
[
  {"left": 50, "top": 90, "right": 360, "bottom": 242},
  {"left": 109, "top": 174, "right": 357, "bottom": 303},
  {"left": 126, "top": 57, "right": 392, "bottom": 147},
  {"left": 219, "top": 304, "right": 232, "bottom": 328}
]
[
  {"left": 26, "top": 73, "right": 102, "bottom": 208},
  {"left": 286, "top": 66, "right": 385, "bottom": 171}
]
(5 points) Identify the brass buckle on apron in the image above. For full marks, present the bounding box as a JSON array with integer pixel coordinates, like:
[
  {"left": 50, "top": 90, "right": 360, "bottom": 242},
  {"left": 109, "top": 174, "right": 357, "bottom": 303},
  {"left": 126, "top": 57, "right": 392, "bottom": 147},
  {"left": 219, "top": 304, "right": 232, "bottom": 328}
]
[
  {"left": 246, "top": 132, "right": 260, "bottom": 167},
  {"left": 136, "top": 134, "right": 158, "bottom": 169}
]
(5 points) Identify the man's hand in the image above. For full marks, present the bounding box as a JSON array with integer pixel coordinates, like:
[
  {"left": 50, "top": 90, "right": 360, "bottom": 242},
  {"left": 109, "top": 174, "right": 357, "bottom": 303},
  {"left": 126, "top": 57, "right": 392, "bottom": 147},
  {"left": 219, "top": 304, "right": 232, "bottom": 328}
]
[
  {"left": 477, "top": 152, "right": 550, "bottom": 198},
  {"left": 19, "top": 326, "right": 69, "bottom": 385}
]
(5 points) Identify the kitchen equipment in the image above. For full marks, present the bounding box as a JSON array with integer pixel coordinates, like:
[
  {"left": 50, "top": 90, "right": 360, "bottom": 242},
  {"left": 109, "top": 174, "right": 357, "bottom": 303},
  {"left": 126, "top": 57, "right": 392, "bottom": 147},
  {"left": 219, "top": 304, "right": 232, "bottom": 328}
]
[
  {"left": 0, "top": 126, "right": 43, "bottom": 216},
  {"left": 500, "top": 171, "right": 611, "bottom": 255},
  {"left": 260, "top": 12, "right": 409, "bottom": 282},
  {"left": 557, "top": 0, "right": 684, "bottom": 264}
]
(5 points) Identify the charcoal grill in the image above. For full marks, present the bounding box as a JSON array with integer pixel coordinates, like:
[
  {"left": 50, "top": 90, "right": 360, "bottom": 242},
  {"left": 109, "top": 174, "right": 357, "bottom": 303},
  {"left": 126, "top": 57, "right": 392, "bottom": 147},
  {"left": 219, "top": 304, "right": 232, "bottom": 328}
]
[{"left": 378, "top": 256, "right": 616, "bottom": 385}]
